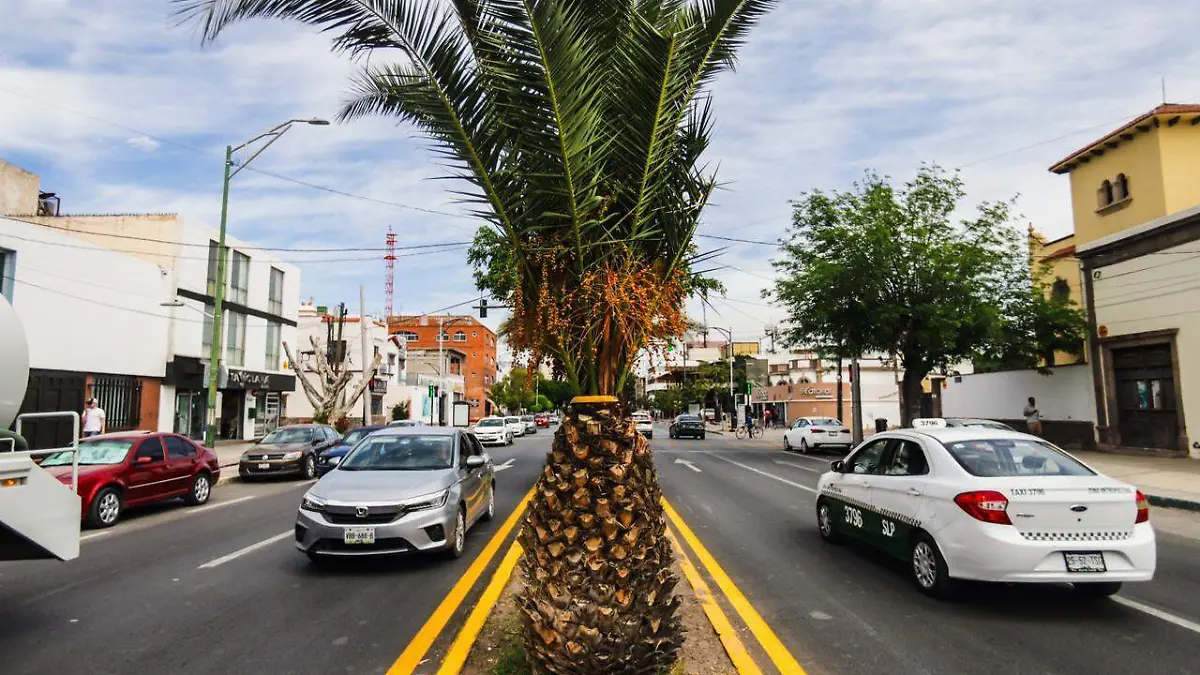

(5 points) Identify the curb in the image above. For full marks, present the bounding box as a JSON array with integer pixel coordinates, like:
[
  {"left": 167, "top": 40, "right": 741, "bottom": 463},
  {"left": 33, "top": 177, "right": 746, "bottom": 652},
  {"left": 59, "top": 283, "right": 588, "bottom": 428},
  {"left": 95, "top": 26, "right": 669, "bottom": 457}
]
[
  {"left": 1146, "top": 494, "right": 1200, "bottom": 513},
  {"left": 216, "top": 463, "right": 240, "bottom": 486}
]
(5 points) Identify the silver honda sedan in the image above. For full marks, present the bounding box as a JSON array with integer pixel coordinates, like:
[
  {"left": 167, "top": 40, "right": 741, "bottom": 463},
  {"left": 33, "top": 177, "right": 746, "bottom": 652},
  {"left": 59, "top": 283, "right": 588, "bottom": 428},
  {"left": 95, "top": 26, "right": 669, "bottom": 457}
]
[{"left": 294, "top": 426, "right": 495, "bottom": 561}]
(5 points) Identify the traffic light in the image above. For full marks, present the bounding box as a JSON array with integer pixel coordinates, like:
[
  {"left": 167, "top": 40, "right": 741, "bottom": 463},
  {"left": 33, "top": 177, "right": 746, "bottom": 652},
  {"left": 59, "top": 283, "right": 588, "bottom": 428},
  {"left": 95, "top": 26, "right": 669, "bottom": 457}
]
[
  {"left": 745, "top": 381, "right": 752, "bottom": 395},
  {"left": 428, "top": 384, "right": 436, "bottom": 398},
  {"left": 479, "top": 298, "right": 487, "bottom": 318}
]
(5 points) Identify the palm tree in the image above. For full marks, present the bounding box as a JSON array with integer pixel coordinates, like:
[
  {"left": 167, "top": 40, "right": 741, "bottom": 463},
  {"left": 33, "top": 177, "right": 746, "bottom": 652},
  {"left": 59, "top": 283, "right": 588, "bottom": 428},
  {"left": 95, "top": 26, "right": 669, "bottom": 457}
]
[{"left": 176, "top": 0, "right": 775, "bottom": 670}]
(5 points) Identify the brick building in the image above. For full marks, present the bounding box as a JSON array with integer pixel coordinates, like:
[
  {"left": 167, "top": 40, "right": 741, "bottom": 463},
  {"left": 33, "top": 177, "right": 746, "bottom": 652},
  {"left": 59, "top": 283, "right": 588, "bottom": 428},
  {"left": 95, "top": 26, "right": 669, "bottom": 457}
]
[{"left": 389, "top": 315, "right": 498, "bottom": 422}]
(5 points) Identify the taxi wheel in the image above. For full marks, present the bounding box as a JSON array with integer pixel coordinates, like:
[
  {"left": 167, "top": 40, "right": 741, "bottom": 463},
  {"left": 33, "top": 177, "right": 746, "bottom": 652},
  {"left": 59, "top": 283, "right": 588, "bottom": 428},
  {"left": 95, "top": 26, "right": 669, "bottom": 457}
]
[
  {"left": 1072, "top": 582, "right": 1122, "bottom": 599},
  {"left": 910, "top": 533, "right": 957, "bottom": 599},
  {"left": 816, "top": 499, "right": 843, "bottom": 543}
]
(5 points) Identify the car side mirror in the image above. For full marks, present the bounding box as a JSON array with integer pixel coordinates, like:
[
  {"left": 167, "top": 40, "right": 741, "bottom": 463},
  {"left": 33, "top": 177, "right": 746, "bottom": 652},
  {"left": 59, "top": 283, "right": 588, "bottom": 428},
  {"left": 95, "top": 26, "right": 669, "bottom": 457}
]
[
  {"left": 136, "top": 455, "right": 153, "bottom": 465},
  {"left": 465, "top": 455, "right": 486, "bottom": 469},
  {"left": 830, "top": 459, "right": 844, "bottom": 472}
]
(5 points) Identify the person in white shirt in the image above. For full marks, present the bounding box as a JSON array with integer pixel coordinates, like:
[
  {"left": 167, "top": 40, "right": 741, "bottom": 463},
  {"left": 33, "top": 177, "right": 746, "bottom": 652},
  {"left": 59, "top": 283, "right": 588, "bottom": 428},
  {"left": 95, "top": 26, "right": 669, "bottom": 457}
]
[{"left": 82, "top": 398, "right": 106, "bottom": 437}]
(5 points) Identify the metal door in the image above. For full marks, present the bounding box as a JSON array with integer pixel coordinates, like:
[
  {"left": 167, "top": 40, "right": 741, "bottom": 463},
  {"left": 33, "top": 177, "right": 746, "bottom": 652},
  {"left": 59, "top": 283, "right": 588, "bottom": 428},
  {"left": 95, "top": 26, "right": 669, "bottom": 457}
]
[{"left": 1112, "top": 344, "right": 1178, "bottom": 450}]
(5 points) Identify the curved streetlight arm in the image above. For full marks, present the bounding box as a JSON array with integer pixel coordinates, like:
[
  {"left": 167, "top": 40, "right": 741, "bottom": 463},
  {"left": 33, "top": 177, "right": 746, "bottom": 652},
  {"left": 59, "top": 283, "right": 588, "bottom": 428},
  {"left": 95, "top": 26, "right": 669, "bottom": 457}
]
[{"left": 229, "top": 118, "right": 329, "bottom": 178}]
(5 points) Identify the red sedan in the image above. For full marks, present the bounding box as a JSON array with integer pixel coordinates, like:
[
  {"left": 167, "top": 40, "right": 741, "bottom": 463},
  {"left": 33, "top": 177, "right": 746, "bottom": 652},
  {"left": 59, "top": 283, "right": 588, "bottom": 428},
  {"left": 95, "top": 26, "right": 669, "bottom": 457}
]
[
  {"left": 39, "top": 432, "right": 221, "bottom": 528},
  {"left": 535, "top": 414, "right": 550, "bottom": 428}
]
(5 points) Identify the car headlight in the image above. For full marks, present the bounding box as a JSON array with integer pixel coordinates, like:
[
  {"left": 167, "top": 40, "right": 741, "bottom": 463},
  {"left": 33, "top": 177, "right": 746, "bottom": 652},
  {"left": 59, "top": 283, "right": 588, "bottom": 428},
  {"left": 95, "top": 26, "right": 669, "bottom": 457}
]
[
  {"left": 283, "top": 451, "right": 303, "bottom": 460},
  {"left": 300, "top": 493, "right": 327, "bottom": 512},
  {"left": 405, "top": 490, "right": 450, "bottom": 513},
  {"left": 327, "top": 456, "right": 342, "bottom": 466}
]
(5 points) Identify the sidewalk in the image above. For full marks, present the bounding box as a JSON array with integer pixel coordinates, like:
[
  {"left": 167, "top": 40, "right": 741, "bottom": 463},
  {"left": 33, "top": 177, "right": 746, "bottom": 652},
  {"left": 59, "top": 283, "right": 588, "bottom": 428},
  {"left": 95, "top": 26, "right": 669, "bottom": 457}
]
[
  {"left": 214, "top": 440, "right": 255, "bottom": 480},
  {"left": 1073, "top": 451, "right": 1200, "bottom": 512}
]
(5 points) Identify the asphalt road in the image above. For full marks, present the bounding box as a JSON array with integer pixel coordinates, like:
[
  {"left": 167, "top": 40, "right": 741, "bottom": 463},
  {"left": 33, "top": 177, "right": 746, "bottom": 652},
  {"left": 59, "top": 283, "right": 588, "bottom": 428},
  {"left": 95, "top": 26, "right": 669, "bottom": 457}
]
[
  {"left": 654, "top": 429, "right": 1200, "bottom": 675},
  {"left": 0, "top": 430, "right": 553, "bottom": 675}
]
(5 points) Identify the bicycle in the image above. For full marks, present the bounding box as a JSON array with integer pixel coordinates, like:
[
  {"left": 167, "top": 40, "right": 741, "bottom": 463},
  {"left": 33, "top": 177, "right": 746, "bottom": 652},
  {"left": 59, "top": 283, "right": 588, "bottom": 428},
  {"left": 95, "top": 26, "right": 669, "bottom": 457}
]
[{"left": 734, "top": 422, "right": 763, "bottom": 440}]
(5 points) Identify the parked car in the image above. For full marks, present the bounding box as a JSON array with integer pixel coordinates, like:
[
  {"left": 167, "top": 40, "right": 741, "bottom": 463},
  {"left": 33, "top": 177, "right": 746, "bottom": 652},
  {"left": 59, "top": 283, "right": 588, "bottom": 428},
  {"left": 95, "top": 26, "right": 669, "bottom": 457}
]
[
  {"left": 295, "top": 426, "right": 495, "bottom": 560},
  {"left": 784, "top": 417, "right": 853, "bottom": 454},
  {"left": 240, "top": 424, "right": 341, "bottom": 481},
  {"left": 472, "top": 416, "right": 513, "bottom": 446},
  {"left": 317, "top": 425, "right": 386, "bottom": 476},
  {"left": 549, "top": 412, "right": 562, "bottom": 424},
  {"left": 632, "top": 412, "right": 654, "bottom": 439},
  {"left": 669, "top": 414, "right": 706, "bottom": 440},
  {"left": 535, "top": 413, "right": 550, "bottom": 428},
  {"left": 817, "top": 424, "right": 1155, "bottom": 598},
  {"left": 521, "top": 415, "right": 538, "bottom": 434},
  {"left": 505, "top": 416, "right": 525, "bottom": 437},
  {"left": 40, "top": 432, "right": 220, "bottom": 528}
]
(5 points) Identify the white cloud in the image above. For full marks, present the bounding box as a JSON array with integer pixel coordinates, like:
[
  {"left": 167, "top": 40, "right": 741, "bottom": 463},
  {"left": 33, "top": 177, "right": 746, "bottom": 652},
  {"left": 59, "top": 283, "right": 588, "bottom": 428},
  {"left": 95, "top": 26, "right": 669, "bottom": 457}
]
[{"left": 126, "top": 136, "right": 160, "bottom": 152}]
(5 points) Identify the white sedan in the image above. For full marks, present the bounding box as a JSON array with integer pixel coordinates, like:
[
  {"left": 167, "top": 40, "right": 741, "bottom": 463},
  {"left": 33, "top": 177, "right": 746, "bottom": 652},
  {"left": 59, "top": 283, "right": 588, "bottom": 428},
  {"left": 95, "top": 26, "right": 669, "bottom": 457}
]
[
  {"left": 815, "top": 423, "right": 1156, "bottom": 598},
  {"left": 504, "top": 416, "right": 525, "bottom": 438},
  {"left": 472, "top": 417, "right": 513, "bottom": 446},
  {"left": 784, "top": 417, "right": 853, "bottom": 454}
]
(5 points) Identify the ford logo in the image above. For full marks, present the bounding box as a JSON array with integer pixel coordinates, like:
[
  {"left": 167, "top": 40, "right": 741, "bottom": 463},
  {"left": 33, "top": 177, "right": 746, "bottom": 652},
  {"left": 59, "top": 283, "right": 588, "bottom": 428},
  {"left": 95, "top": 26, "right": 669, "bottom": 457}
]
[
  {"left": 355, "top": 506, "right": 369, "bottom": 518},
  {"left": 1069, "top": 505, "right": 1088, "bottom": 513}
]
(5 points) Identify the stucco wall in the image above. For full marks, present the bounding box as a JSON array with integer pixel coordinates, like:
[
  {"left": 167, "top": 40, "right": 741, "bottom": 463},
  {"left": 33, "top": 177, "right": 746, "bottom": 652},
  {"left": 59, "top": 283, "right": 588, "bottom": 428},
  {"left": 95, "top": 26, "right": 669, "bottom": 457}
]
[
  {"left": 1156, "top": 123, "right": 1200, "bottom": 216},
  {"left": 0, "top": 160, "right": 39, "bottom": 215},
  {"left": 1067, "top": 130, "right": 1167, "bottom": 245},
  {"left": 942, "top": 365, "right": 1096, "bottom": 422}
]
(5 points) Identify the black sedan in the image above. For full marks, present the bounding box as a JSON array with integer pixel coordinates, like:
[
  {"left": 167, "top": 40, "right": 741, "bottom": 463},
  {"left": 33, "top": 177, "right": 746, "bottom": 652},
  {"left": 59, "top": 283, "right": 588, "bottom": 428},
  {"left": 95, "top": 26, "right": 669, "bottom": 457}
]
[
  {"left": 239, "top": 424, "right": 341, "bottom": 480},
  {"left": 668, "top": 414, "right": 706, "bottom": 440}
]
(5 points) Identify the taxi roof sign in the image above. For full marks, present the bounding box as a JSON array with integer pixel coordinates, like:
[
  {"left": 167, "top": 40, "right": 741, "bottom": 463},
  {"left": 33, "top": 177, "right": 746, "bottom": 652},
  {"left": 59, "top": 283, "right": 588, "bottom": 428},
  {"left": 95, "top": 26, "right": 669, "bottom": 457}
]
[{"left": 911, "top": 418, "right": 947, "bottom": 428}]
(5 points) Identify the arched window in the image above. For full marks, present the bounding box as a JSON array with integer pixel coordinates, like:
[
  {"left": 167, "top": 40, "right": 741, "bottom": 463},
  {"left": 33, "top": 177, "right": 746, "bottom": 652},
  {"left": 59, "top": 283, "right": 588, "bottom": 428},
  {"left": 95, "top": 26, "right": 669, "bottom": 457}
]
[
  {"left": 1115, "top": 173, "right": 1130, "bottom": 200},
  {"left": 453, "top": 330, "right": 467, "bottom": 342},
  {"left": 1098, "top": 180, "right": 1114, "bottom": 208},
  {"left": 1051, "top": 278, "right": 1071, "bottom": 303},
  {"left": 400, "top": 331, "right": 419, "bottom": 341}
]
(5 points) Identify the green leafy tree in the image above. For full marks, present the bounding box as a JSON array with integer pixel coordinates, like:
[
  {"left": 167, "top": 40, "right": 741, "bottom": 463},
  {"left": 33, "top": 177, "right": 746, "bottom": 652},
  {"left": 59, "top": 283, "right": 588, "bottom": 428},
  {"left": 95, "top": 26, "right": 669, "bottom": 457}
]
[
  {"left": 491, "top": 368, "right": 536, "bottom": 413},
  {"left": 179, "top": 0, "right": 774, "bottom": 670},
  {"left": 768, "top": 165, "right": 1024, "bottom": 426}
]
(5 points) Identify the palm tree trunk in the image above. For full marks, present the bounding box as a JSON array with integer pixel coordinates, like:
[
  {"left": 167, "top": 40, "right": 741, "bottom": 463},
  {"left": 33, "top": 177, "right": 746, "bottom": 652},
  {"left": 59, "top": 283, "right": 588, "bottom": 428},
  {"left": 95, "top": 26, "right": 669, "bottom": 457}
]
[{"left": 518, "top": 396, "right": 682, "bottom": 673}]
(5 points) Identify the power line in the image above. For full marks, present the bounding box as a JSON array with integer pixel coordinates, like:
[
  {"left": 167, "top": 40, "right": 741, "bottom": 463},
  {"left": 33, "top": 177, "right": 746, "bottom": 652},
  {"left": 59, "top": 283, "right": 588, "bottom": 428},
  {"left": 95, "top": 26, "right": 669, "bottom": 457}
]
[{"left": 696, "top": 234, "right": 778, "bottom": 246}]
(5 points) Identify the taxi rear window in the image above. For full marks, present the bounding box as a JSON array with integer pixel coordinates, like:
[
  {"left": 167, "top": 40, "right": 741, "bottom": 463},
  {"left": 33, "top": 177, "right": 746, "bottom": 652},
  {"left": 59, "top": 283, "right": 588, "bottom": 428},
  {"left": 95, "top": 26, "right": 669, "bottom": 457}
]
[{"left": 942, "top": 438, "right": 1095, "bottom": 477}]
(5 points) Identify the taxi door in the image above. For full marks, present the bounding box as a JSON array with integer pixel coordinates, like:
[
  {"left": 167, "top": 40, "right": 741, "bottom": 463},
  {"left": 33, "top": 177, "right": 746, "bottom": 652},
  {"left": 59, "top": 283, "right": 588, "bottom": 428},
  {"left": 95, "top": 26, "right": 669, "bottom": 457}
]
[
  {"left": 830, "top": 437, "right": 890, "bottom": 542},
  {"left": 869, "top": 436, "right": 933, "bottom": 559}
]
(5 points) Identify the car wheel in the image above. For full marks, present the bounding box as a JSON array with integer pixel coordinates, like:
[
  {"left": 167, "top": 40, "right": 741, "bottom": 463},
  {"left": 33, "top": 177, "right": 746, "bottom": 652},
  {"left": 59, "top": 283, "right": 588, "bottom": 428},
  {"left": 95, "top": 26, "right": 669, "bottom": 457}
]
[
  {"left": 185, "top": 472, "right": 212, "bottom": 506},
  {"left": 482, "top": 482, "right": 496, "bottom": 522},
  {"left": 784, "top": 436, "right": 792, "bottom": 452},
  {"left": 1072, "top": 582, "right": 1122, "bottom": 599},
  {"left": 799, "top": 438, "right": 810, "bottom": 454},
  {"left": 816, "top": 499, "right": 843, "bottom": 543},
  {"left": 911, "top": 533, "right": 957, "bottom": 599},
  {"left": 445, "top": 508, "right": 467, "bottom": 559},
  {"left": 302, "top": 454, "right": 316, "bottom": 480},
  {"left": 88, "top": 487, "right": 123, "bottom": 528}
]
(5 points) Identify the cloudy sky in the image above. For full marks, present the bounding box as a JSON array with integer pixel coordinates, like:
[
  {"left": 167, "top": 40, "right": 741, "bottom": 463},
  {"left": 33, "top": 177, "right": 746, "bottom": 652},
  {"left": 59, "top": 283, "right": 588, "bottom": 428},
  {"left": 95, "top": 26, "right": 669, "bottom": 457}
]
[{"left": 4, "top": 0, "right": 1199, "bottom": 354}]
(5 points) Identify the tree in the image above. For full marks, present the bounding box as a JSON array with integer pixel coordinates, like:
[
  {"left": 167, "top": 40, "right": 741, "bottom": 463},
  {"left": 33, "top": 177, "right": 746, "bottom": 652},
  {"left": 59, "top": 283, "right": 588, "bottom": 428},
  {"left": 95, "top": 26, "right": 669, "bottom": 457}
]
[
  {"left": 491, "top": 368, "right": 536, "bottom": 413},
  {"left": 768, "top": 166, "right": 1025, "bottom": 426},
  {"left": 282, "top": 326, "right": 381, "bottom": 424},
  {"left": 179, "top": 1, "right": 774, "bottom": 670}
]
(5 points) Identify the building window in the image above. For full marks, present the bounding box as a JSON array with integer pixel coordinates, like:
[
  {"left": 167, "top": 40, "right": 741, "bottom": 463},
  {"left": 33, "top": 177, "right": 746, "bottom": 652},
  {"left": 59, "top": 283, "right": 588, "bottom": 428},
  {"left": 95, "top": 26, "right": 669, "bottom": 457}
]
[
  {"left": 472, "top": 331, "right": 478, "bottom": 338},
  {"left": 265, "top": 322, "right": 281, "bottom": 370},
  {"left": 371, "top": 395, "right": 383, "bottom": 416},
  {"left": 202, "top": 303, "right": 215, "bottom": 351},
  {"left": 268, "top": 267, "right": 284, "bottom": 315},
  {"left": 438, "top": 331, "right": 449, "bottom": 342},
  {"left": 226, "top": 312, "right": 247, "bottom": 367},
  {"left": 229, "top": 251, "right": 250, "bottom": 305},
  {"left": 1097, "top": 180, "right": 1114, "bottom": 208},
  {"left": 1115, "top": 173, "right": 1130, "bottom": 201},
  {"left": 0, "top": 247, "right": 15, "bottom": 302},
  {"left": 399, "top": 330, "right": 419, "bottom": 341},
  {"left": 206, "top": 241, "right": 221, "bottom": 296},
  {"left": 1050, "top": 278, "right": 1071, "bottom": 303}
]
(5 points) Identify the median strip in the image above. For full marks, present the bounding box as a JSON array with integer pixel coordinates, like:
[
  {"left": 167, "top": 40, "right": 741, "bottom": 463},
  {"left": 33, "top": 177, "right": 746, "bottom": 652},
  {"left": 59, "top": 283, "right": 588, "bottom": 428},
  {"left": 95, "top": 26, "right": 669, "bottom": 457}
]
[{"left": 436, "top": 540, "right": 524, "bottom": 674}]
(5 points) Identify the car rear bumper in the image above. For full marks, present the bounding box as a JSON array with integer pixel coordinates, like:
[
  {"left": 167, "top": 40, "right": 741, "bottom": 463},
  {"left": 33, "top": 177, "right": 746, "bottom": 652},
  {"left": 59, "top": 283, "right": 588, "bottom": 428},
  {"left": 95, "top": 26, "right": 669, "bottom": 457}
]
[
  {"left": 239, "top": 459, "right": 306, "bottom": 479},
  {"left": 939, "top": 520, "right": 1157, "bottom": 583},
  {"left": 674, "top": 428, "right": 705, "bottom": 437},
  {"left": 295, "top": 501, "right": 459, "bottom": 557}
]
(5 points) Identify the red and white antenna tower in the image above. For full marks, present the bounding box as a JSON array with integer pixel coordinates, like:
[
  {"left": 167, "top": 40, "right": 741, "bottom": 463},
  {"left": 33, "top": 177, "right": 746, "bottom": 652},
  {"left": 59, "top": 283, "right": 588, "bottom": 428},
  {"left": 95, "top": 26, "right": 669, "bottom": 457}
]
[{"left": 384, "top": 227, "right": 397, "bottom": 318}]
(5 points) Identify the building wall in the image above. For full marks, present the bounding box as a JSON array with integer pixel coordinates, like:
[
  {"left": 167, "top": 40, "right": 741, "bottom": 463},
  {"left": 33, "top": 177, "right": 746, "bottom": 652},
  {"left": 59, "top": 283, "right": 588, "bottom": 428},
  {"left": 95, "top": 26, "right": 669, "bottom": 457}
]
[
  {"left": 0, "top": 159, "right": 40, "bottom": 215},
  {"left": 1067, "top": 130, "right": 1167, "bottom": 245},
  {"left": 1156, "top": 123, "right": 1200, "bottom": 216},
  {"left": 942, "top": 365, "right": 1096, "bottom": 422},
  {"left": 389, "top": 316, "right": 497, "bottom": 421}
]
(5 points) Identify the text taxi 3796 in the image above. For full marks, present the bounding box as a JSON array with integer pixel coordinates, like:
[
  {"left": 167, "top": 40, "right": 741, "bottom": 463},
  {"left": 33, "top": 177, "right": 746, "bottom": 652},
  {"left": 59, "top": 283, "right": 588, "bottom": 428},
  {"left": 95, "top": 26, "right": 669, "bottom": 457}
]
[{"left": 815, "top": 421, "right": 1155, "bottom": 599}]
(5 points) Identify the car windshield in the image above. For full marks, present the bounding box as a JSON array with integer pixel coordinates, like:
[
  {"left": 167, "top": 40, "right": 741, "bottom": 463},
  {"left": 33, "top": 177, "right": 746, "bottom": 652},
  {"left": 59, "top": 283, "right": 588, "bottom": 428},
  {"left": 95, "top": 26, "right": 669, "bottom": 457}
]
[
  {"left": 810, "top": 418, "right": 841, "bottom": 427},
  {"left": 261, "top": 427, "right": 313, "bottom": 444},
  {"left": 943, "top": 438, "right": 1095, "bottom": 477},
  {"left": 42, "top": 439, "right": 134, "bottom": 466},
  {"left": 632, "top": 414, "right": 651, "bottom": 422},
  {"left": 339, "top": 435, "right": 455, "bottom": 471},
  {"left": 522, "top": 415, "right": 534, "bottom": 422},
  {"left": 477, "top": 419, "right": 504, "bottom": 427},
  {"left": 341, "top": 428, "right": 376, "bottom": 445},
  {"left": 677, "top": 415, "right": 700, "bottom": 422},
  {"left": 506, "top": 417, "right": 520, "bottom": 424}
]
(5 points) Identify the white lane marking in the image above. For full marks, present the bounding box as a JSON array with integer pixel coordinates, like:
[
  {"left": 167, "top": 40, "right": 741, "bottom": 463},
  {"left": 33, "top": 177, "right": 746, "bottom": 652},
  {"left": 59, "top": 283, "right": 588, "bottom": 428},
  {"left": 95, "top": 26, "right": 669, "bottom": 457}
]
[
  {"left": 1113, "top": 596, "right": 1200, "bottom": 634},
  {"left": 773, "top": 459, "right": 819, "bottom": 473},
  {"left": 788, "top": 452, "right": 838, "bottom": 464},
  {"left": 198, "top": 531, "right": 292, "bottom": 569},
  {"left": 705, "top": 452, "right": 818, "bottom": 494},
  {"left": 292, "top": 479, "right": 317, "bottom": 487},
  {"left": 81, "top": 530, "right": 113, "bottom": 542},
  {"left": 674, "top": 458, "right": 702, "bottom": 473},
  {"left": 494, "top": 459, "right": 515, "bottom": 472}
]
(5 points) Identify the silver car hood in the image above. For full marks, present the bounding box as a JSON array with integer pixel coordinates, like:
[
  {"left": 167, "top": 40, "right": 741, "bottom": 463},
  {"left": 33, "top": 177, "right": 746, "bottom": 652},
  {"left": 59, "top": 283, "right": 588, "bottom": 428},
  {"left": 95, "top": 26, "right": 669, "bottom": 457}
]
[{"left": 311, "top": 468, "right": 459, "bottom": 503}]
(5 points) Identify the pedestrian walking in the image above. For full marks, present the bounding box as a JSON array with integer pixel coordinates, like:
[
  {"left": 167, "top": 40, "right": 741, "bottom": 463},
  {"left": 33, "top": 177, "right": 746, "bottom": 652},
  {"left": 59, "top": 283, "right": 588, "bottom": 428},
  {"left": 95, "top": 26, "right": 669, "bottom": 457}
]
[
  {"left": 82, "top": 398, "right": 106, "bottom": 438},
  {"left": 1023, "top": 396, "right": 1042, "bottom": 436}
]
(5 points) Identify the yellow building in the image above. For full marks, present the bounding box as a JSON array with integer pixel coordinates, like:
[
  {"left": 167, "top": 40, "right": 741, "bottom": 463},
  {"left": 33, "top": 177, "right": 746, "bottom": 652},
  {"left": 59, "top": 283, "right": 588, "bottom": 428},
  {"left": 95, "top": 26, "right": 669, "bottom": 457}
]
[
  {"left": 1028, "top": 228, "right": 1085, "bottom": 366},
  {"left": 1049, "top": 103, "right": 1200, "bottom": 455}
]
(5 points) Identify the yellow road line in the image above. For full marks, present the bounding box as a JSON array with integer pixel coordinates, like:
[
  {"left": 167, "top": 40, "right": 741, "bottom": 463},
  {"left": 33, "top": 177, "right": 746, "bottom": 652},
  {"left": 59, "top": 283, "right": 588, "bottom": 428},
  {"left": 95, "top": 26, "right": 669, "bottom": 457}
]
[
  {"left": 663, "top": 499, "right": 808, "bottom": 675},
  {"left": 436, "top": 540, "right": 524, "bottom": 675},
  {"left": 665, "top": 527, "right": 764, "bottom": 675},
  {"left": 387, "top": 487, "right": 535, "bottom": 675}
]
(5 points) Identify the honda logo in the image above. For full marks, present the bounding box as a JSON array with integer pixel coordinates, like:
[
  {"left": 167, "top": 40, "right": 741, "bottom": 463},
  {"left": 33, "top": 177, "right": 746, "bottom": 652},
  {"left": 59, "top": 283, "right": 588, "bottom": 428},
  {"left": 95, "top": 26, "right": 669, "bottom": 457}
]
[{"left": 355, "top": 506, "right": 369, "bottom": 518}]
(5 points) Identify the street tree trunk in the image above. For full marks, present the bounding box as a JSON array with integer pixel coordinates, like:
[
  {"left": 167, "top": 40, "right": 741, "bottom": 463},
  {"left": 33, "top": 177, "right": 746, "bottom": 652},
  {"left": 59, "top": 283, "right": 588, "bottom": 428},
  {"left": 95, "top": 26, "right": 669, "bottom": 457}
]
[
  {"left": 899, "top": 355, "right": 927, "bottom": 427},
  {"left": 518, "top": 397, "right": 682, "bottom": 674}
]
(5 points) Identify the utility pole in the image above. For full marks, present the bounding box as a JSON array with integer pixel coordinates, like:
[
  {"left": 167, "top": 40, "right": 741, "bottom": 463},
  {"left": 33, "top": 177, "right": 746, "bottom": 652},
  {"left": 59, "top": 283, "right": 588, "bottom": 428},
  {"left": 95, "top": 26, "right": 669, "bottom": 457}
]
[
  {"left": 438, "top": 315, "right": 445, "bottom": 426},
  {"left": 360, "top": 285, "right": 370, "bottom": 426},
  {"left": 850, "top": 357, "right": 863, "bottom": 444}
]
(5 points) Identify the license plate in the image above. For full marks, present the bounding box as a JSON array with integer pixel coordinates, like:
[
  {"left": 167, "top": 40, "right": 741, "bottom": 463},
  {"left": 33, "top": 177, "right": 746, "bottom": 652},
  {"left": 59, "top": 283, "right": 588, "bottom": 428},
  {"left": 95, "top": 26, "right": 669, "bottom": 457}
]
[
  {"left": 828, "top": 431, "right": 839, "bottom": 436},
  {"left": 257, "top": 463, "right": 271, "bottom": 470},
  {"left": 343, "top": 527, "right": 376, "bottom": 545},
  {"left": 1064, "top": 552, "right": 1106, "bottom": 573}
]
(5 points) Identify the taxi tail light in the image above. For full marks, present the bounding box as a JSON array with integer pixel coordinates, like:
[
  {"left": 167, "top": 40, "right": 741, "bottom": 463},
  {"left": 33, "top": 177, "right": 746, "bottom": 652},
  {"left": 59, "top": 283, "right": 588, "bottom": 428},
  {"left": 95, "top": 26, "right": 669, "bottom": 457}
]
[
  {"left": 1135, "top": 490, "right": 1150, "bottom": 524},
  {"left": 954, "top": 490, "right": 1012, "bottom": 525}
]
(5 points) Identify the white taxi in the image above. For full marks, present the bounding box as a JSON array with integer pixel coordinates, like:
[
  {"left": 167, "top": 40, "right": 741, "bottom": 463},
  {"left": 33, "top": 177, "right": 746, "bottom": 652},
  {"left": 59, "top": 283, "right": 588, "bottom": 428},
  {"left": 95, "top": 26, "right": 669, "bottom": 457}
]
[{"left": 815, "top": 421, "right": 1156, "bottom": 599}]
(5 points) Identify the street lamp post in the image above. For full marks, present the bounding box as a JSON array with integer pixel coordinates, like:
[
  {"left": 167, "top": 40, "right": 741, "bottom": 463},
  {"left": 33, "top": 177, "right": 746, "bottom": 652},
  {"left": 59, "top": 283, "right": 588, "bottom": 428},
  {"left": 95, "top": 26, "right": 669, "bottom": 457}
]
[{"left": 204, "top": 118, "right": 328, "bottom": 449}]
